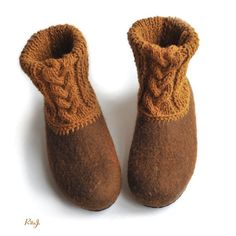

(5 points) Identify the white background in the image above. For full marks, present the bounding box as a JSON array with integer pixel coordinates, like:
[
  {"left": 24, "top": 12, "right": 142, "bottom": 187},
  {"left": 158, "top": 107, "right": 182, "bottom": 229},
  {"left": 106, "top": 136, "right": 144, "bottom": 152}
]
[{"left": 0, "top": 0, "right": 235, "bottom": 235}]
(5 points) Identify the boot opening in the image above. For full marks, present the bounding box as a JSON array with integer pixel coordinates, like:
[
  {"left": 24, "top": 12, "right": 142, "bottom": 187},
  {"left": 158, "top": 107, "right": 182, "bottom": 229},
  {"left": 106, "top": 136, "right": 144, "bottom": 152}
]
[
  {"left": 159, "top": 21, "right": 184, "bottom": 47},
  {"left": 139, "top": 18, "right": 187, "bottom": 48},
  {"left": 50, "top": 28, "right": 74, "bottom": 59}
]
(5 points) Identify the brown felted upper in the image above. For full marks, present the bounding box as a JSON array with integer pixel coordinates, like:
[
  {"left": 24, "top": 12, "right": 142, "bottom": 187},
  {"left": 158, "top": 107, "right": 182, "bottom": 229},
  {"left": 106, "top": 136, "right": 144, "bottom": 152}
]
[
  {"left": 128, "top": 17, "right": 199, "bottom": 207},
  {"left": 20, "top": 24, "right": 121, "bottom": 210},
  {"left": 128, "top": 92, "right": 197, "bottom": 207},
  {"left": 46, "top": 115, "right": 121, "bottom": 211}
]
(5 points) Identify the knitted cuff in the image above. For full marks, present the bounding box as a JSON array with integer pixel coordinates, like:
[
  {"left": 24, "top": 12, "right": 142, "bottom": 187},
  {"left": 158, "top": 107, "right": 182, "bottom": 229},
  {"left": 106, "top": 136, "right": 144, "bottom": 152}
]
[
  {"left": 128, "top": 17, "right": 199, "bottom": 120},
  {"left": 20, "top": 24, "right": 101, "bottom": 135}
]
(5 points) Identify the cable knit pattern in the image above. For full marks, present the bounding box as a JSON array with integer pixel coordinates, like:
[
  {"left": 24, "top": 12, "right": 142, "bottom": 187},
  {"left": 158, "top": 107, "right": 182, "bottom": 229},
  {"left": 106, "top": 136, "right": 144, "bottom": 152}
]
[
  {"left": 128, "top": 17, "right": 199, "bottom": 120},
  {"left": 20, "top": 25, "right": 101, "bottom": 135}
]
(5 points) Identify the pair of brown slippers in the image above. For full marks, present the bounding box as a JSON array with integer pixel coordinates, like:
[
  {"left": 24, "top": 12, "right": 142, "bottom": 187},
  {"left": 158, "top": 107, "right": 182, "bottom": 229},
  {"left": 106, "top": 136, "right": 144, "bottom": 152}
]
[{"left": 20, "top": 16, "right": 199, "bottom": 211}]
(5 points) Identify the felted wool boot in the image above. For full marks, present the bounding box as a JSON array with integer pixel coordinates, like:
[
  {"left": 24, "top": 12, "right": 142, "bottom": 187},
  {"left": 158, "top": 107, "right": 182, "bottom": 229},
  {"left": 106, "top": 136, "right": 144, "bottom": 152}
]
[
  {"left": 20, "top": 24, "right": 121, "bottom": 211},
  {"left": 127, "top": 17, "right": 199, "bottom": 207}
]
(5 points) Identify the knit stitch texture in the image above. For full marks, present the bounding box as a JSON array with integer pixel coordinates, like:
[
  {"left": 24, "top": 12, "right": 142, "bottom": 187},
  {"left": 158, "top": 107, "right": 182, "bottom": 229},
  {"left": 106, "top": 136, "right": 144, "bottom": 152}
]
[
  {"left": 20, "top": 25, "right": 101, "bottom": 135},
  {"left": 128, "top": 17, "right": 199, "bottom": 120}
]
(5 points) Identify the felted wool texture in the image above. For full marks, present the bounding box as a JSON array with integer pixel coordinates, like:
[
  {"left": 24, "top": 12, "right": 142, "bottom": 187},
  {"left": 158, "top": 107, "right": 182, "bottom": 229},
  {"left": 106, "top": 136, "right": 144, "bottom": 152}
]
[
  {"left": 128, "top": 16, "right": 199, "bottom": 207},
  {"left": 129, "top": 91, "right": 197, "bottom": 207},
  {"left": 20, "top": 24, "right": 121, "bottom": 211},
  {"left": 46, "top": 115, "right": 121, "bottom": 211}
]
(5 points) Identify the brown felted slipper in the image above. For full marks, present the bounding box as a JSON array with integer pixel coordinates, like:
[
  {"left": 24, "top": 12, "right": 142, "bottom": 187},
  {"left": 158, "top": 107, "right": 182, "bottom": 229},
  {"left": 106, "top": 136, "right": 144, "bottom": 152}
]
[
  {"left": 20, "top": 24, "right": 121, "bottom": 211},
  {"left": 127, "top": 17, "right": 199, "bottom": 207}
]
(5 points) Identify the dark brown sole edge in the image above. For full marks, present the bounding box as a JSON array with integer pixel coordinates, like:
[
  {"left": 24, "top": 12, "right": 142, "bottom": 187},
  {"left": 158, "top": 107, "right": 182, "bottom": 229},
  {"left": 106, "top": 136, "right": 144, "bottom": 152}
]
[
  {"left": 130, "top": 184, "right": 188, "bottom": 209},
  {"left": 55, "top": 186, "right": 119, "bottom": 211},
  {"left": 53, "top": 182, "right": 119, "bottom": 211},
  {"left": 91, "top": 203, "right": 114, "bottom": 212},
  {"left": 143, "top": 190, "right": 185, "bottom": 208}
]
